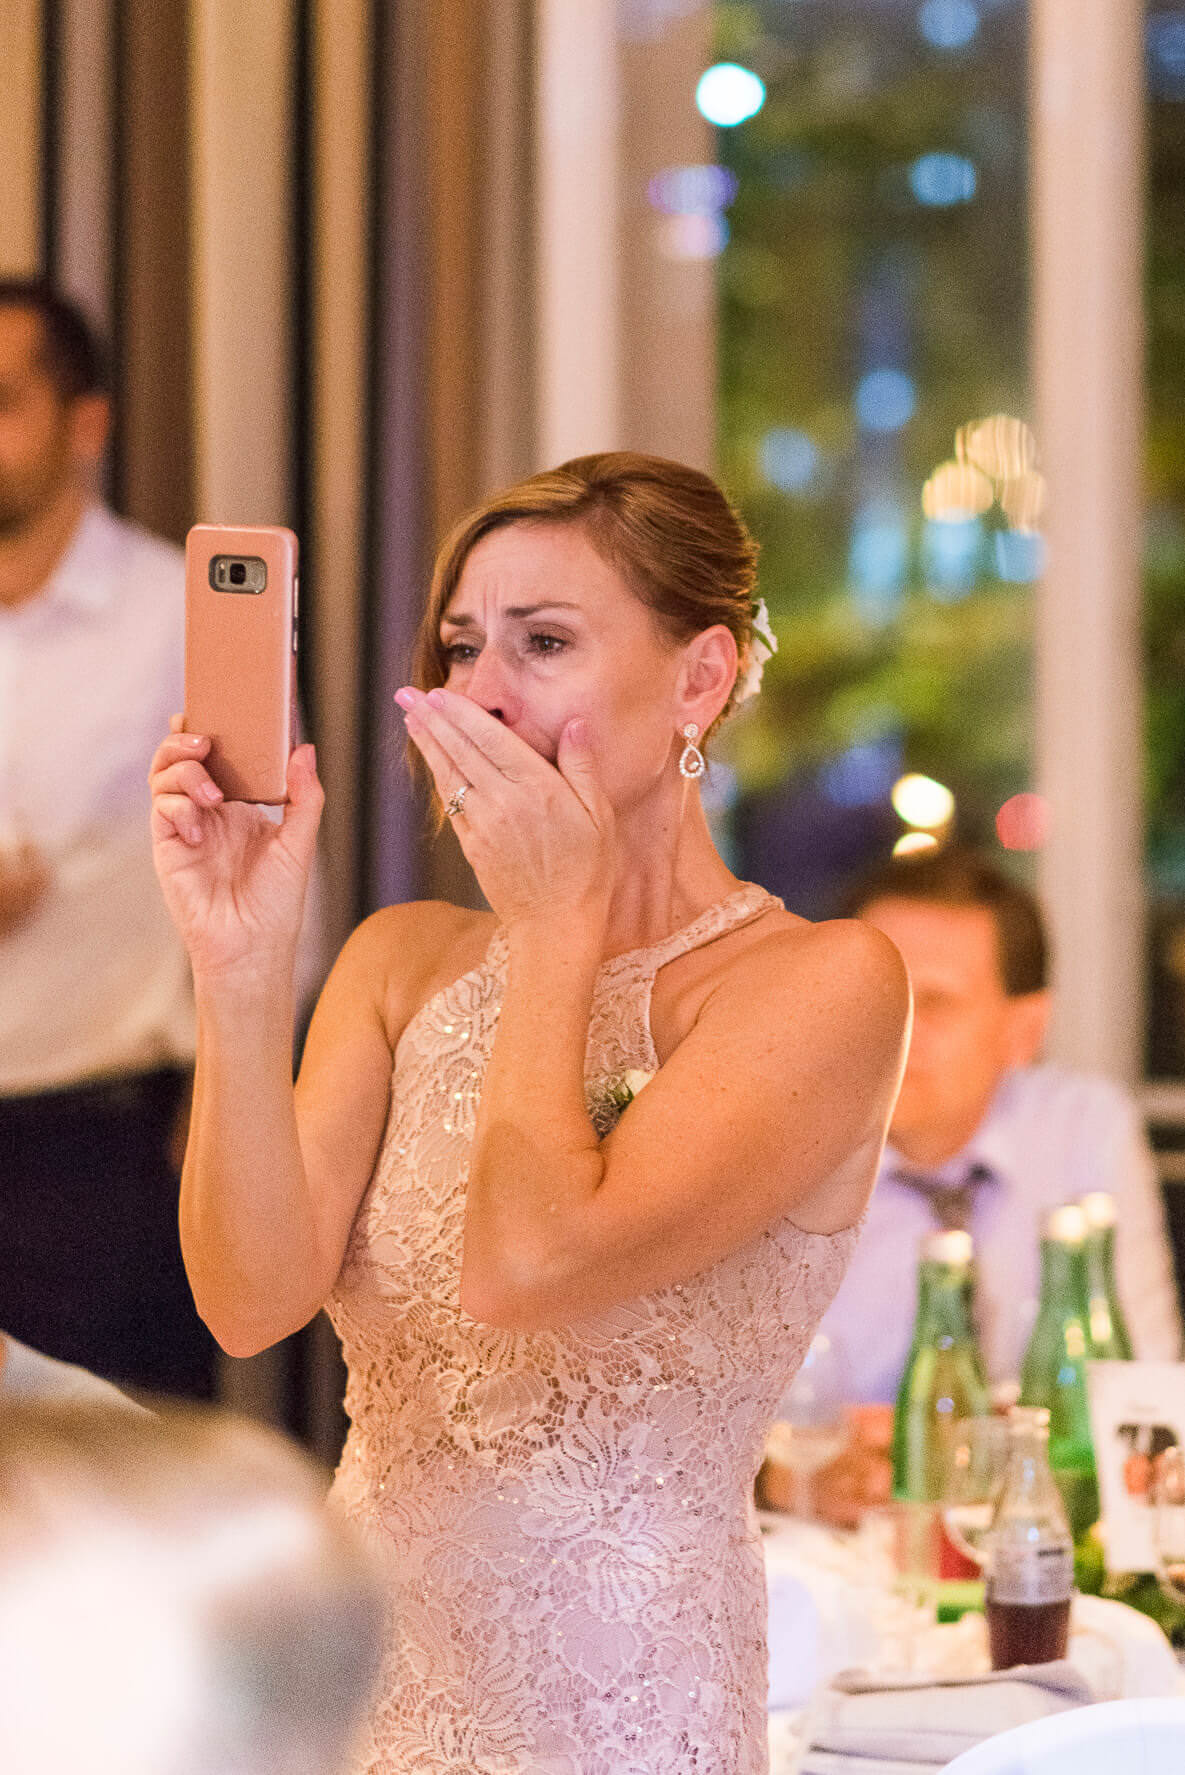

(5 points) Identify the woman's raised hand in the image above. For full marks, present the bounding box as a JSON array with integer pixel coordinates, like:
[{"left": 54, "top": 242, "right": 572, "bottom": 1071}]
[
  {"left": 397, "top": 687, "right": 615, "bottom": 932},
  {"left": 149, "top": 717, "right": 324, "bottom": 984}
]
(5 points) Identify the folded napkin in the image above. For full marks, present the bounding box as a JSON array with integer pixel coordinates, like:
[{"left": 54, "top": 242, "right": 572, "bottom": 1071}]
[{"left": 796, "top": 1660, "right": 1093, "bottom": 1775}]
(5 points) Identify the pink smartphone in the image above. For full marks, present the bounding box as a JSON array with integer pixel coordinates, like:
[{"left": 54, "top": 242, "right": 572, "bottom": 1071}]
[{"left": 184, "top": 523, "right": 299, "bottom": 804}]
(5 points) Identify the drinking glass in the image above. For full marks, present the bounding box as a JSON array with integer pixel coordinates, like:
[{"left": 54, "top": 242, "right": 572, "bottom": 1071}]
[
  {"left": 942, "top": 1415, "right": 1010, "bottom": 1566},
  {"left": 1152, "top": 1443, "right": 1185, "bottom": 1606},
  {"left": 764, "top": 1333, "right": 850, "bottom": 1520}
]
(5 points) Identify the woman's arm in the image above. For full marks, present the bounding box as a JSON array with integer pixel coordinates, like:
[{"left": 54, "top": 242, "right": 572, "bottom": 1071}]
[
  {"left": 181, "top": 918, "right": 396, "bottom": 1355},
  {"left": 150, "top": 727, "right": 449, "bottom": 1355},
  {"left": 185, "top": 899, "right": 487, "bottom": 1355},
  {"left": 461, "top": 915, "right": 909, "bottom": 1328}
]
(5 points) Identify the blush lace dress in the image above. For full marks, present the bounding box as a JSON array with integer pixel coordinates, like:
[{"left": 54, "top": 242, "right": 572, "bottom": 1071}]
[{"left": 326, "top": 884, "right": 862, "bottom": 1775}]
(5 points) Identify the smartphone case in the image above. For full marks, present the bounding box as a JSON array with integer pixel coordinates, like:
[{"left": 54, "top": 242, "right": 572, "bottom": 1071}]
[{"left": 184, "top": 523, "right": 298, "bottom": 804}]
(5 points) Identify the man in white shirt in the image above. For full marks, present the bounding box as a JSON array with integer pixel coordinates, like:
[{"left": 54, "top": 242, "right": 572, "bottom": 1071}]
[
  {"left": 0, "top": 1330, "right": 143, "bottom": 1411},
  {"left": 821, "top": 846, "right": 1182, "bottom": 1400},
  {"left": 0, "top": 281, "right": 321, "bottom": 1396}
]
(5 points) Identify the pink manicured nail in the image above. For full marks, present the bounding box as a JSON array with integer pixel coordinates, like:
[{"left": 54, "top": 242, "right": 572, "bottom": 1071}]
[
  {"left": 426, "top": 689, "right": 445, "bottom": 709},
  {"left": 198, "top": 780, "right": 222, "bottom": 804},
  {"left": 394, "top": 688, "right": 419, "bottom": 710},
  {"left": 182, "top": 734, "right": 204, "bottom": 747}
]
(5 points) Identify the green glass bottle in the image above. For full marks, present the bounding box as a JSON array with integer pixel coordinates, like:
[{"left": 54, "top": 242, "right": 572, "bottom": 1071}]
[
  {"left": 1080, "top": 1191, "right": 1134, "bottom": 1361},
  {"left": 1019, "top": 1204, "right": 1100, "bottom": 1542},
  {"left": 893, "top": 1230, "right": 991, "bottom": 1503}
]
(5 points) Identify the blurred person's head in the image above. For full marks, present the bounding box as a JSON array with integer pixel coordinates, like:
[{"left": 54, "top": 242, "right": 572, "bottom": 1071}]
[
  {"left": 0, "top": 1401, "right": 383, "bottom": 1775},
  {"left": 0, "top": 280, "right": 110, "bottom": 557},
  {"left": 848, "top": 846, "right": 1050, "bottom": 1166},
  {"left": 410, "top": 452, "right": 762, "bottom": 815}
]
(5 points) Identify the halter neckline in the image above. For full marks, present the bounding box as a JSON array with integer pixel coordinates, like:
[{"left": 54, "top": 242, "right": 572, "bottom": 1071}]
[{"left": 594, "top": 881, "right": 779, "bottom": 979}]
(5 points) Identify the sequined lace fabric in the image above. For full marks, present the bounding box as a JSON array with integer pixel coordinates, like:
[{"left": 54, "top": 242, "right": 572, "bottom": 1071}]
[{"left": 327, "top": 884, "right": 862, "bottom": 1775}]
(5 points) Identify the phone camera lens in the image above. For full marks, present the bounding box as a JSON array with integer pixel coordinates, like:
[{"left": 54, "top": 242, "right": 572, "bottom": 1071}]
[{"left": 229, "top": 561, "right": 247, "bottom": 586}]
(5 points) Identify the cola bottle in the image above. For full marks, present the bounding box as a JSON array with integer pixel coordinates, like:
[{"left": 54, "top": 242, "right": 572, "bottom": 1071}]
[{"left": 985, "top": 1406, "right": 1074, "bottom": 1669}]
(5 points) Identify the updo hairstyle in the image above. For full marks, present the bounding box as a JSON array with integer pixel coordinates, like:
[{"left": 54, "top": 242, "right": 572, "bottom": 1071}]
[{"left": 411, "top": 452, "right": 761, "bottom": 733}]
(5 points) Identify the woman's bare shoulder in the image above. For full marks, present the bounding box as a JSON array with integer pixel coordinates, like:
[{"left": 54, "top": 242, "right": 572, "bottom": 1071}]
[
  {"left": 722, "top": 912, "right": 911, "bottom": 1054},
  {"left": 734, "top": 910, "right": 908, "bottom": 1003},
  {"left": 332, "top": 899, "right": 498, "bottom": 1043},
  {"left": 654, "top": 901, "right": 906, "bottom": 1063}
]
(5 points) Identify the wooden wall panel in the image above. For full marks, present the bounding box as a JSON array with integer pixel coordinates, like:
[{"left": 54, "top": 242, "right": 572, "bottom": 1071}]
[
  {"left": 116, "top": 0, "right": 193, "bottom": 540},
  {"left": 309, "top": 0, "right": 373, "bottom": 957},
  {"left": 188, "top": 0, "right": 296, "bottom": 525},
  {"left": 0, "top": 0, "right": 43, "bottom": 275}
]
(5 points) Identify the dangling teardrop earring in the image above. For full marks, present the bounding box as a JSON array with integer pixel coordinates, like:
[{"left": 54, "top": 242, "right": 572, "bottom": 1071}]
[{"left": 678, "top": 722, "right": 706, "bottom": 780}]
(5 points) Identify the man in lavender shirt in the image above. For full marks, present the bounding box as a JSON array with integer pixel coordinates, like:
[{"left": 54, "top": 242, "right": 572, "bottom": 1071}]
[
  {"left": 768, "top": 848, "right": 1184, "bottom": 1523},
  {"left": 819, "top": 847, "right": 1182, "bottom": 1410}
]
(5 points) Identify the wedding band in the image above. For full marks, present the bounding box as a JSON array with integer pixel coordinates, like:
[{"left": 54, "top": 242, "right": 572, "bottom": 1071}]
[{"left": 444, "top": 783, "right": 470, "bottom": 820}]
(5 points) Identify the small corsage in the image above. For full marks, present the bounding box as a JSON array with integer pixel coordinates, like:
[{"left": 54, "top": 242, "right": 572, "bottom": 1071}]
[
  {"left": 588, "top": 1068, "right": 655, "bottom": 1137},
  {"left": 734, "top": 596, "right": 778, "bottom": 706}
]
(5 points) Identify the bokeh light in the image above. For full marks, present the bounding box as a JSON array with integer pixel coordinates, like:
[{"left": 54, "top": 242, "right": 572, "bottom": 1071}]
[
  {"left": 894, "top": 831, "right": 941, "bottom": 858},
  {"left": 647, "top": 164, "right": 738, "bottom": 217},
  {"left": 998, "top": 469, "right": 1047, "bottom": 532},
  {"left": 922, "top": 459, "right": 994, "bottom": 521},
  {"left": 956, "top": 413, "right": 1037, "bottom": 481},
  {"left": 892, "top": 772, "right": 956, "bottom": 829},
  {"left": 656, "top": 213, "right": 729, "bottom": 261},
  {"left": 855, "top": 368, "right": 917, "bottom": 433},
  {"left": 918, "top": 0, "right": 980, "bottom": 50},
  {"left": 695, "top": 63, "right": 766, "bottom": 127},
  {"left": 994, "top": 529, "right": 1045, "bottom": 582},
  {"left": 760, "top": 427, "right": 823, "bottom": 495},
  {"left": 923, "top": 516, "right": 982, "bottom": 599},
  {"left": 996, "top": 792, "right": 1049, "bottom": 851},
  {"left": 909, "top": 152, "right": 978, "bottom": 206},
  {"left": 821, "top": 737, "right": 902, "bottom": 808},
  {"left": 849, "top": 500, "right": 909, "bottom": 618},
  {"left": 1148, "top": 12, "right": 1185, "bottom": 99}
]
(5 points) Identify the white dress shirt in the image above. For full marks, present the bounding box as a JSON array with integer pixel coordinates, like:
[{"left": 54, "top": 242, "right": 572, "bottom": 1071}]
[
  {"left": 819, "top": 1063, "right": 1183, "bottom": 1402},
  {"left": 0, "top": 505, "right": 195, "bottom": 1092},
  {"left": 0, "top": 503, "right": 325, "bottom": 1096},
  {"left": 0, "top": 1333, "right": 144, "bottom": 1411}
]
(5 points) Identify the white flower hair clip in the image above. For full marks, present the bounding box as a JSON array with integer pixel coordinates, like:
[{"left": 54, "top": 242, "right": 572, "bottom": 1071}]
[{"left": 734, "top": 597, "right": 778, "bottom": 706}]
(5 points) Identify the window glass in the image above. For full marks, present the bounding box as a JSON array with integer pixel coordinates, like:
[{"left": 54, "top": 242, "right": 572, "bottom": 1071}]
[{"left": 712, "top": 0, "right": 1033, "bottom": 916}]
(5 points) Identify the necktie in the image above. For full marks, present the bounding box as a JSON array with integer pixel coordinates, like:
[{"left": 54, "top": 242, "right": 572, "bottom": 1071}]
[{"left": 889, "top": 1161, "right": 993, "bottom": 1232}]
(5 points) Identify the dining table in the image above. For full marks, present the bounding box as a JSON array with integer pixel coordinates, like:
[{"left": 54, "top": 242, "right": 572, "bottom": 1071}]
[{"left": 762, "top": 1511, "right": 1185, "bottom": 1773}]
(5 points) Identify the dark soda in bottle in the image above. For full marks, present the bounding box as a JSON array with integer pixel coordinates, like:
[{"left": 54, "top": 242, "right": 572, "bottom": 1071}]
[
  {"left": 986, "top": 1595, "right": 1073, "bottom": 1669},
  {"left": 984, "top": 1406, "right": 1074, "bottom": 1670}
]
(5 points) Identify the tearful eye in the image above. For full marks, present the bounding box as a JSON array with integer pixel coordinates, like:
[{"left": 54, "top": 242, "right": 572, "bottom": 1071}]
[
  {"left": 527, "top": 632, "right": 569, "bottom": 656},
  {"left": 443, "top": 641, "right": 479, "bottom": 665}
]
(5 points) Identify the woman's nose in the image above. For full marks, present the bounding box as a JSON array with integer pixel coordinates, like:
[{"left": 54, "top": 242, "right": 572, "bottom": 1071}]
[{"left": 463, "top": 648, "right": 517, "bottom": 725}]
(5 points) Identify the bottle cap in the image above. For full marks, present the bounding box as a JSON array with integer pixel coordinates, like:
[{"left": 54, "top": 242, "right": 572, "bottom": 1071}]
[
  {"left": 1080, "top": 1191, "right": 1117, "bottom": 1230},
  {"left": 1044, "top": 1203, "right": 1087, "bottom": 1244},
  {"left": 921, "top": 1229, "right": 973, "bottom": 1267}
]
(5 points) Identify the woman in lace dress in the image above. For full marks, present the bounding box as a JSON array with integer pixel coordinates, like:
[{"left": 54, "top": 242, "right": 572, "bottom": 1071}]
[{"left": 149, "top": 453, "right": 909, "bottom": 1775}]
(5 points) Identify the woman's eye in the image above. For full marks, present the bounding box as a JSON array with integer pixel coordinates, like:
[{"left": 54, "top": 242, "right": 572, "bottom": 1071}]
[
  {"left": 527, "top": 632, "right": 568, "bottom": 656},
  {"left": 443, "top": 641, "right": 478, "bottom": 665}
]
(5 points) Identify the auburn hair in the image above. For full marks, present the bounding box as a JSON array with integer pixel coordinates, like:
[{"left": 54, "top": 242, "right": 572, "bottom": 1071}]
[{"left": 411, "top": 451, "right": 761, "bottom": 728}]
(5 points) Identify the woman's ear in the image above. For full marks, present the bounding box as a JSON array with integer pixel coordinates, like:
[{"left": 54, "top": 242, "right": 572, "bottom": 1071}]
[{"left": 676, "top": 624, "right": 738, "bottom": 733}]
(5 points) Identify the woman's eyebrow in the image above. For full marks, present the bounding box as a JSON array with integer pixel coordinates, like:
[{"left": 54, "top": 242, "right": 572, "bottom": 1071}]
[
  {"left": 504, "top": 601, "right": 582, "bottom": 618},
  {"left": 441, "top": 601, "right": 582, "bottom": 627}
]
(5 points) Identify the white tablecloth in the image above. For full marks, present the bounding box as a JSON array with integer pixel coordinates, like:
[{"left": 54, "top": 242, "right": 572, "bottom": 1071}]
[{"left": 762, "top": 1516, "right": 1184, "bottom": 1773}]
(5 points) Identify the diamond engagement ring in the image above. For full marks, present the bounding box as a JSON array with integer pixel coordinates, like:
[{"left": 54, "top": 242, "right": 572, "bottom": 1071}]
[{"left": 444, "top": 783, "right": 470, "bottom": 820}]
